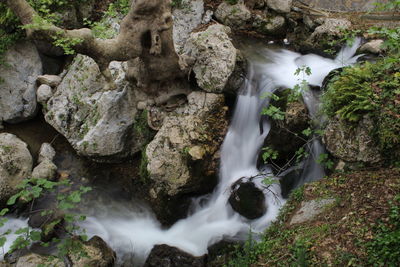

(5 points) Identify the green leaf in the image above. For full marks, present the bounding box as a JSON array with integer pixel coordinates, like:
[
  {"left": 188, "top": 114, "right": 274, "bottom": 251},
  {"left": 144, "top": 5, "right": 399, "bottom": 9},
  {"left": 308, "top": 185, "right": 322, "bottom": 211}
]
[{"left": 7, "top": 193, "right": 21, "bottom": 205}]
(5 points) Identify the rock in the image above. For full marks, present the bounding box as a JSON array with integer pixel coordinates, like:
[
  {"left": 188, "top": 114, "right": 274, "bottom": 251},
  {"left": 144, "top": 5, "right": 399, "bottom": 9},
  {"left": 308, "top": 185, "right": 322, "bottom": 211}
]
[
  {"left": 359, "top": 39, "right": 384, "bottom": 54},
  {"left": 0, "top": 41, "right": 41, "bottom": 123},
  {"left": 36, "top": 84, "right": 53, "bottom": 104},
  {"left": 37, "top": 75, "right": 62, "bottom": 87},
  {"left": 215, "top": 1, "right": 252, "bottom": 28},
  {"left": 0, "top": 133, "right": 33, "bottom": 206},
  {"left": 31, "top": 159, "right": 57, "bottom": 180},
  {"left": 184, "top": 24, "right": 237, "bottom": 93},
  {"left": 290, "top": 198, "right": 335, "bottom": 225},
  {"left": 266, "top": 0, "right": 292, "bottom": 13},
  {"left": 38, "top": 143, "right": 56, "bottom": 163},
  {"left": 145, "top": 92, "right": 228, "bottom": 223},
  {"left": 144, "top": 244, "right": 206, "bottom": 267},
  {"left": 323, "top": 116, "right": 382, "bottom": 164},
  {"left": 229, "top": 181, "right": 266, "bottom": 219},
  {"left": 69, "top": 236, "right": 116, "bottom": 267},
  {"left": 43, "top": 54, "right": 150, "bottom": 162},
  {"left": 173, "top": 0, "right": 205, "bottom": 53},
  {"left": 254, "top": 15, "right": 286, "bottom": 35},
  {"left": 309, "top": 18, "right": 351, "bottom": 43},
  {"left": 15, "top": 253, "right": 63, "bottom": 267}
]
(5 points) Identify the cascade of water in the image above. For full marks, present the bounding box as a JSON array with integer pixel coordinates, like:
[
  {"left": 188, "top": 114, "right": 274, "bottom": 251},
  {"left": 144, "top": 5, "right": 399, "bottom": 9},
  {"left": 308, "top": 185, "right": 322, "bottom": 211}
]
[
  {"left": 80, "top": 40, "right": 363, "bottom": 265},
  {"left": 0, "top": 40, "right": 362, "bottom": 265}
]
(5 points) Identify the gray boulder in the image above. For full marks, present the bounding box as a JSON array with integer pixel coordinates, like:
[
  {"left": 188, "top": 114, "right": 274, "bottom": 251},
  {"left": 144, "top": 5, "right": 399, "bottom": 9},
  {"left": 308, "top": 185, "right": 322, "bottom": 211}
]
[
  {"left": 215, "top": 1, "right": 252, "bottom": 28},
  {"left": 0, "top": 133, "right": 33, "bottom": 206},
  {"left": 323, "top": 116, "right": 382, "bottom": 164},
  {"left": 290, "top": 198, "right": 335, "bottom": 225},
  {"left": 145, "top": 92, "right": 228, "bottom": 223},
  {"left": 38, "top": 143, "right": 56, "bottom": 163},
  {"left": 146, "top": 91, "right": 228, "bottom": 197},
  {"left": 309, "top": 18, "right": 351, "bottom": 43},
  {"left": 15, "top": 253, "right": 63, "bottom": 267},
  {"left": 266, "top": 0, "right": 292, "bottom": 13},
  {"left": 184, "top": 24, "right": 237, "bottom": 93},
  {"left": 359, "top": 39, "right": 384, "bottom": 54},
  {"left": 43, "top": 54, "right": 149, "bottom": 161},
  {"left": 31, "top": 159, "right": 57, "bottom": 181},
  {"left": 0, "top": 42, "right": 41, "bottom": 123},
  {"left": 69, "top": 236, "right": 116, "bottom": 267},
  {"left": 253, "top": 14, "right": 286, "bottom": 35},
  {"left": 36, "top": 84, "right": 53, "bottom": 104},
  {"left": 173, "top": 0, "right": 205, "bottom": 53},
  {"left": 37, "top": 75, "right": 62, "bottom": 88}
]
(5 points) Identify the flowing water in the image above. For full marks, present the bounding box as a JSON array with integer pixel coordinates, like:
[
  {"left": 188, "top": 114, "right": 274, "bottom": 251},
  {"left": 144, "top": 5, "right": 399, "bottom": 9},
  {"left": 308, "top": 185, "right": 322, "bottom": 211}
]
[{"left": 0, "top": 40, "right": 362, "bottom": 264}]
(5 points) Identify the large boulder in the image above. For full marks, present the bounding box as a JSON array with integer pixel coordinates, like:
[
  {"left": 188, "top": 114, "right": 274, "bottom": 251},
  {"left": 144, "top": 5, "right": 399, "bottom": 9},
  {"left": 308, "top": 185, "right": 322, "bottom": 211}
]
[
  {"left": 144, "top": 244, "right": 206, "bottom": 267},
  {"left": 43, "top": 55, "right": 150, "bottom": 162},
  {"left": 323, "top": 116, "right": 382, "bottom": 164},
  {"left": 145, "top": 92, "right": 228, "bottom": 223},
  {"left": 0, "top": 42, "right": 41, "bottom": 124},
  {"left": 253, "top": 14, "right": 286, "bottom": 35},
  {"left": 184, "top": 24, "right": 237, "bottom": 93},
  {"left": 229, "top": 180, "right": 266, "bottom": 219},
  {"left": 266, "top": 0, "right": 292, "bottom": 13},
  {"left": 69, "top": 236, "right": 116, "bottom": 267},
  {"left": 173, "top": 0, "right": 205, "bottom": 53},
  {"left": 309, "top": 18, "right": 351, "bottom": 44},
  {"left": 0, "top": 133, "right": 33, "bottom": 206},
  {"left": 215, "top": 1, "right": 252, "bottom": 29},
  {"left": 15, "top": 253, "right": 63, "bottom": 267}
]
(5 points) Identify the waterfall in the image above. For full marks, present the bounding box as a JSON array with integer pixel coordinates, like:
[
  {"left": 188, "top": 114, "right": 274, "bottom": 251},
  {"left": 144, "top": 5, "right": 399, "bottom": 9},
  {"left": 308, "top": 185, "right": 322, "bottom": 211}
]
[{"left": 0, "top": 40, "right": 362, "bottom": 265}]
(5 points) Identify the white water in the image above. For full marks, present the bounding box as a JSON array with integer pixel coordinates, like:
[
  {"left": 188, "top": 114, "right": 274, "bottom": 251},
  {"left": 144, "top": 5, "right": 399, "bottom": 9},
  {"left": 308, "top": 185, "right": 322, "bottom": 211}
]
[
  {"left": 0, "top": 218, "right": 29, "bottom": 260},
  {"left": 1, "top": 40, "right": 362, "bottom": 265}
]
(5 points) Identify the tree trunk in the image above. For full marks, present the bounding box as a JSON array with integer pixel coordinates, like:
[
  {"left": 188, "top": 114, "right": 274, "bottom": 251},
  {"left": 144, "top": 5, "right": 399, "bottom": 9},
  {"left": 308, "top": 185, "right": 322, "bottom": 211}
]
[{"left": 5, "top": 0, "right": 184, "bottom": 90}]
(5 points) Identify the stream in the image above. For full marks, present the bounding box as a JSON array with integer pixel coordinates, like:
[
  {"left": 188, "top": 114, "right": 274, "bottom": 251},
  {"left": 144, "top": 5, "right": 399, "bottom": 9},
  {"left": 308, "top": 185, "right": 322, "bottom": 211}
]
[{"left": 0, "top": 40, "right": 362, "bottom": 265}]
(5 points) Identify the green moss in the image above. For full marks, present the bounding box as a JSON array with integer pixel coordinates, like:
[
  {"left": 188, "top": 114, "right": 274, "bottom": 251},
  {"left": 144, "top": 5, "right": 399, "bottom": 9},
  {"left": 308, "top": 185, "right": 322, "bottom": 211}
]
[
  {"left": 322, "top": 58, "right": 400, "bottom": 163},
  {"left": 139, "top": 147, "right": 149, "bottom": 182}
]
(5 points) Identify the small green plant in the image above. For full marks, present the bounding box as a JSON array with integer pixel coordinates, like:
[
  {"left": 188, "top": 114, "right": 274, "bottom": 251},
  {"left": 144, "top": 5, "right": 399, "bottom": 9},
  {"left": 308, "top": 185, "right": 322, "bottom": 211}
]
[
  {"left": 0, "top": 177, "right": 91, "bottom": 259},
  {"left": 366, "top": 194, "right": 400, "bottom": 266}
]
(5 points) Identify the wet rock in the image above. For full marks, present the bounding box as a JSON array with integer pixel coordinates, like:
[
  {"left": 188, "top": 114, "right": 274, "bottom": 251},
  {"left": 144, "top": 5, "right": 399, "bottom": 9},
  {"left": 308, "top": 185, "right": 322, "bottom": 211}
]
[
  {"left": 31, "top": 159, "right": 57, "bottom": 181},
  {"left": 173, "top": 0, "right": 205, "bottom": 53},
  {"left": 37, "top": 75, "right": 62, "bottom": 87},
  {"left": 15, "top": 253, "right": 63, "bottom": 267},
  {"left": 184, "top": 24, "right": 237, "bottom": 93},
  {"left": 359, "top": 39, "right": 384, "bottom": 54},
  {"left": 38, "top": 143, "right": 56, "bottom": 163},
  {"left": 43, "top": 54, "right": 149, "bottom": 162},
  {"left": 290, "top": 198, "right": 335, "bottom": 225},
  {"left": 144, "top": 244, "right": 206, "bottom": 267},
  {"left": 279, "top": 167, "right": 303, "bottom": 199},
  {"left": 323, "top": 116, "right": 382, "bottom": 164},
  {"left": 37, "top": 84, "right": 53, "bottom": 104},
  {"left": 69, "top": 236, "right": 116, "bottom": 267},
  {"left": 229, "top": 181, "right": 266, "bottom": 219},
  {"left": 0, "top": 41, "right": 41, "bottom": 124},
  {"left": 146, "top": 92, "right": 228, "bottom": 223},
  {"left": 266, "top": 0, "right": 292, "bottom": 13},
  {"left": 215, "top": 1, "right": 252, "bottom": 28},
  {"left": 309, "top": 18, "right": 351, "bottom": 43},
  {"left": 0, "top": 133, "right": 33, "bottom": 206}
]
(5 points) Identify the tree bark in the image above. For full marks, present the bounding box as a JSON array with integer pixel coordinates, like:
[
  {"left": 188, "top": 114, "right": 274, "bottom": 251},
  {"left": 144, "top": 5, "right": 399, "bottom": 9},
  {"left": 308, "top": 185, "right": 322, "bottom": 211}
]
[{"left": 5, "top": 0, "right": 184, "bottom": 89}]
